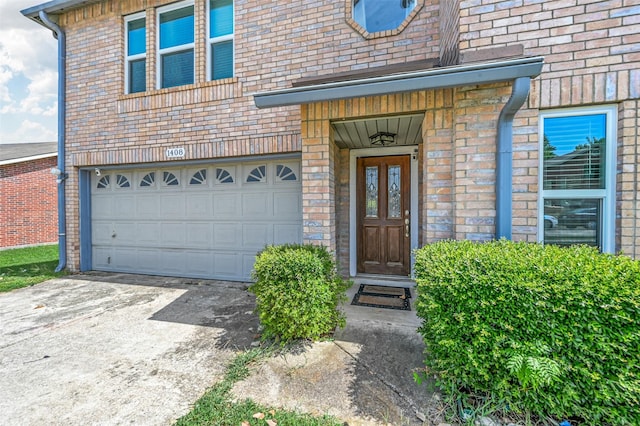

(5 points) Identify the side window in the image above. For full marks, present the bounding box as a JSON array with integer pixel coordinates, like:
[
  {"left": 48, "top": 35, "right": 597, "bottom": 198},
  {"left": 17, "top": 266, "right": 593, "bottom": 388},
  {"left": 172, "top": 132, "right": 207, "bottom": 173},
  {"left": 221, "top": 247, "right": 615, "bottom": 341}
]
[
  {"left": 208, "top": 0, "right": 234, "bottom": 80},
  {"left": 158, "top": 1, "right": 194, "bottom": 89},
  {"left": 125, "top": 12, "right": 146, "bottom": 94},
  {"left": 539, "top": 106, "right": 616, "bottom": 252}
]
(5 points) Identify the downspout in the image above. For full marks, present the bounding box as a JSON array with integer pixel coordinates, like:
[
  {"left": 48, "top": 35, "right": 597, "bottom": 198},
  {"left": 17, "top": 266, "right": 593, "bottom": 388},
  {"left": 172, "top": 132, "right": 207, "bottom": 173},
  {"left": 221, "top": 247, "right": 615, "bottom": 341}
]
[
  {"left": 495, "top": 76, "right": 530, "bottom": 240},
  {"left": 39, "top": 11, "right": 67, "bottom": 272}
]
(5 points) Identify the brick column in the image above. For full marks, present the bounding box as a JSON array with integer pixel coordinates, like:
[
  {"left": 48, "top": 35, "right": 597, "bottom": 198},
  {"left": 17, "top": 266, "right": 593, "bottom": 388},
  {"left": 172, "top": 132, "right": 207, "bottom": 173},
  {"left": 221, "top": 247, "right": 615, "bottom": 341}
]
[
  {"left": 452, "top": 83, "right": 511, "bottom": 241},
  {"left": 422, "top": 95, "right": 455, "bottom": 242},
  {"left": 618, "top": 100, "right": 640, "bottom": 258},
  {"left": 300, "top": 104, "right": 336, "bottom": 252}
]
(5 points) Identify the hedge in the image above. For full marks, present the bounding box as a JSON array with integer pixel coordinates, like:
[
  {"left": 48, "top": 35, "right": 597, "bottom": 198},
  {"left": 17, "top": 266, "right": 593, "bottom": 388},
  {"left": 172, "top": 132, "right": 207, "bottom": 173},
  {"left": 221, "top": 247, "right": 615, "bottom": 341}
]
[
  {"left": 250, "top": 244, "right": 351, "bottom": 342},
  {"left": 414, "top": 240, "right": 640, "bottom": 424}
]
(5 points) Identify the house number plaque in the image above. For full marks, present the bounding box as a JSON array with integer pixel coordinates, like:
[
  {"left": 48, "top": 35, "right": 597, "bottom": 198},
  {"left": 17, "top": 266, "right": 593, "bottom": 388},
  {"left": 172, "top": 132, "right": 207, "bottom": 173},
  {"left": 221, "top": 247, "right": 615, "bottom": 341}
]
[{"left": 165, "top": 147, "right": 185, "bottom": 158}]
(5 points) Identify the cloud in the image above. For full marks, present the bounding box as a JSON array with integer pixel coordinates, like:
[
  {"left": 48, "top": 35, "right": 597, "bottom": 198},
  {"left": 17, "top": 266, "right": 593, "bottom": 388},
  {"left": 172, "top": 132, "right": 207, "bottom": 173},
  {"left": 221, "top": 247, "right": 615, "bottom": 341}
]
[
  {"left": 0, "top": 1, "right": 58, "bottom": 140},
  {"left": 0, "top": 118, "right": 57, "bottom": 143}
]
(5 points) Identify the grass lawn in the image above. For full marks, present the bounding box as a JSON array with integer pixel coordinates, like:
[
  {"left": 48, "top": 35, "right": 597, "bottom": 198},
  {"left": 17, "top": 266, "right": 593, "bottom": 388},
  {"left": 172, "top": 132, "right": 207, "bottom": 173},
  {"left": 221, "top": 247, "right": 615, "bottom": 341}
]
[{"left": 0, "top": 244, "right": 65, "bottom": 293}]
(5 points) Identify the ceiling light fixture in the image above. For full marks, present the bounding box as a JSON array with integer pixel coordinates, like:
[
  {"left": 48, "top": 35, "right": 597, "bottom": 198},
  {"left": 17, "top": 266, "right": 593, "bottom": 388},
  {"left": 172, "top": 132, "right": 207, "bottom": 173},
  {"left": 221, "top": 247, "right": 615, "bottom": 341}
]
[{"left": 369, "top": 131, "right": 396, "bottom": 146}]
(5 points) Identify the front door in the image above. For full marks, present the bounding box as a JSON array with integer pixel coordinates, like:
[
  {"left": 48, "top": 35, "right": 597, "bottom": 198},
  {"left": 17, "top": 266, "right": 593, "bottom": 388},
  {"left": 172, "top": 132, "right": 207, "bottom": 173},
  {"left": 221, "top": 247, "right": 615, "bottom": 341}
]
[{"left": 357, "top": 155, "right": 411, "bottom": 276}]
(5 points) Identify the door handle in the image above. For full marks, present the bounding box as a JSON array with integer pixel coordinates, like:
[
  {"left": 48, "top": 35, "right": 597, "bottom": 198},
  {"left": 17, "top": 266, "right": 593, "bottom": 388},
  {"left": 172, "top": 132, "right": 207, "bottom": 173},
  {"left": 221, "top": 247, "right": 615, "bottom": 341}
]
[{"left": 404, "top": 217, "right": 410, "bottom": 238}]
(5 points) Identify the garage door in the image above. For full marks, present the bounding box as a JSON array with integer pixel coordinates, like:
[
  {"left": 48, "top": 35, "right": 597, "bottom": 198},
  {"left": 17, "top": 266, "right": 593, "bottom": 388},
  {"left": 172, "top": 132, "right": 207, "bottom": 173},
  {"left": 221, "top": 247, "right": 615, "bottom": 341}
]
[{"left": 90, "top": 159, "right": 302, "bottom": 281}]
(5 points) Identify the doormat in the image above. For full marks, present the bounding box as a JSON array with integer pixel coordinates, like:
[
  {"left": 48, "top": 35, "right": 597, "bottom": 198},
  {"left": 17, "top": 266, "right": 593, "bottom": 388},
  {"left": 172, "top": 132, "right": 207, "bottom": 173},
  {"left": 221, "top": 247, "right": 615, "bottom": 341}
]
[{"left": 350, "top": 284, "right": 411, "bottom": 311}]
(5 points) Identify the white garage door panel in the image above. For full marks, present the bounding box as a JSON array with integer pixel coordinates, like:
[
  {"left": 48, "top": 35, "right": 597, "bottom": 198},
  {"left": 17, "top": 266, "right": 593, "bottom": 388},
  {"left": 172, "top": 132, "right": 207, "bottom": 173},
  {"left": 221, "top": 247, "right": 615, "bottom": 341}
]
[
  {"left": 214, "top": 253, "right": 242, "bottom": 278},
  {"left": 186, "top": 223, "right": 213, "bottom": 248},
  {"left": 93, "top": 247, "right": 111, "bottom": 269},
  {"left": 213, "top": 224, "right": 241, "bottom": 249},
  {"left": 136, "top": 223, "right": 160, "bottom": 245},
  {"left": 137, "top": 249, "right": 160, "bottom": 271},
  {"left": 242, "top": 192, "right": 270, "bottom": 217},
  {"left": 186, "top": 194, "right": 212, "bottom": 218},
  {"left": 92, "top": 222, "right": 114, "bottom": 244},
  {"left": 114, "top": 195, "right": 136, "bottom": 217},
  {"left": 186, "top": 252, "right": 214, "bottom": 276},
  {"left": 274, "top": 224, "right": 302, "bottom": 245},
  {"left": 92, "top": 197, "right": 114, "bottom": 218},
  {"left": 161, "top": 223, "right": 187, "bottom": 246},
  {"left": 136, "top": 194, "right": 159, "bottom": 218},
  {"left": 274, "top": 192, "right": 302, "bottom": 218},
  {"left": 112, "top": 248, "right": 138, "bottom": 270},
  {"left": 91, "top": 160, "right": 302, "bottom": 281},
  {"left": 157, "top": 250, "right": 186, "bottom": 275},
  {"left": 160, "top": 194, "right": 186, "bottom": 218},
  {"left": 242, "top": 224, "right": 271, "bottom": 248},
  {"left": 213, "top": 194, "right": 239, "bottom": 216}
]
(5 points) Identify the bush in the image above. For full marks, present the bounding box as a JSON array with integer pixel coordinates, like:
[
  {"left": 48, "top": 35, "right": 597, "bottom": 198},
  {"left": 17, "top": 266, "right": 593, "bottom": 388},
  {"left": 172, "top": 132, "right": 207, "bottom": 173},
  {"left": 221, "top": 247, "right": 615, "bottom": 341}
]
[
  {"left": 414, "top": 240, "right": 640, "bottom": 424},
  {"left": 250, "top": 244, "right": 351, "bottom": 342}
]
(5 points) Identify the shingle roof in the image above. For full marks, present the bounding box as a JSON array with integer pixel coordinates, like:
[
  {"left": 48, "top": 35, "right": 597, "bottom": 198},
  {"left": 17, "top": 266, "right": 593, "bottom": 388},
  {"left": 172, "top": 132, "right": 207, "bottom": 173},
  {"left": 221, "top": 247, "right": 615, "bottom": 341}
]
[{"left": 0, "top": 142, "right": 58, "bottom": 165}]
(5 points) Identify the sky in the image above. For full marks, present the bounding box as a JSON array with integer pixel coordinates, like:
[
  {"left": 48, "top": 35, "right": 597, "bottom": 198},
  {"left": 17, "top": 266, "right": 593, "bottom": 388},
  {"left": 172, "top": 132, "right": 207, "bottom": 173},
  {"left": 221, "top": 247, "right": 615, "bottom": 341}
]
[{"left": 0, "top": 0, "right": 58, "bottom": 144}]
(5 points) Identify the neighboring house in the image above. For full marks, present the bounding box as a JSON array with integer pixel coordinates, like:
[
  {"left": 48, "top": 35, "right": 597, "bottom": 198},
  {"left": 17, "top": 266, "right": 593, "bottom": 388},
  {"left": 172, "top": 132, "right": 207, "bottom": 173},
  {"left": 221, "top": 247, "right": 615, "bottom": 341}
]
[
  {"left": 21, "top": 1, "right": 639, "bottom": 281},
  {"left": 0, "top": 142, "right": 58, "bottom": 249}
]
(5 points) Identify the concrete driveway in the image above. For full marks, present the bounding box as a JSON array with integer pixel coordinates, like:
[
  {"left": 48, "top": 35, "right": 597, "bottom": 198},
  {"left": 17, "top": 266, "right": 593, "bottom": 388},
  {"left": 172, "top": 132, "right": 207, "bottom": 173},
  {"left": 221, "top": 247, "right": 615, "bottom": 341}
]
[{"left": 0, "top": 272, "right": 259, "bottom": 426}]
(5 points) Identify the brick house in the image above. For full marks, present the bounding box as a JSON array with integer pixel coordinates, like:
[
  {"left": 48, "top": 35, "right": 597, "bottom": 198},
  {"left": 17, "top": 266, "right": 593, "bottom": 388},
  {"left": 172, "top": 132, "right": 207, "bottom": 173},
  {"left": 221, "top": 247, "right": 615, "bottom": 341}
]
[
  {"left": 21, "top": 0, "right": 639, "bottom": 281},
  {"left": 0, "top": 142, "right": 58, "bottom": 249}
]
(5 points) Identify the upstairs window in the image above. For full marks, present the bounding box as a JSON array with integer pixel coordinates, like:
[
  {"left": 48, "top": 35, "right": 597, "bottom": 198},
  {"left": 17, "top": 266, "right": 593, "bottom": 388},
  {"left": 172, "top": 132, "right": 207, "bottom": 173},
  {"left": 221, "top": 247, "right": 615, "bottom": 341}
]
[
  {"left": 208, "top": 0, "right": 234, "bottom": 80},
  {"left": 125, "top": 13, "right": 146, "bottom": 94},
  {"left": 158, "top": 1, "right": 194, "bottom": 89},
  {"left": 353, "top": 0, "right": 417, "bottom": 33}
]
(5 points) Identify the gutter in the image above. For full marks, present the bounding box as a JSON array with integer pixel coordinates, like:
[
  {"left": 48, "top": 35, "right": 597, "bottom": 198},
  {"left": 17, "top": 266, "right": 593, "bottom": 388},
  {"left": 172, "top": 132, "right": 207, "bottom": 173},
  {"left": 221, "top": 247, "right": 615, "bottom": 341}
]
[
  {"left": 38, "top": 10, "right": 67, "bottom": 272},
  {"left": 495, "top": 76, "right": 531, "bottom": 240},
  {"left": 254, "top": 56, "right": 543, "bottom": 108}
]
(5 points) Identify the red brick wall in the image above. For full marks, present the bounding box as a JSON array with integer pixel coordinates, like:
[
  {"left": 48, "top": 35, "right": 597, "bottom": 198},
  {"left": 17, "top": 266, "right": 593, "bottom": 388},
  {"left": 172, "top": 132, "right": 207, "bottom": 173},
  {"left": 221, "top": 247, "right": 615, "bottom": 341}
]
[{"left": 0, "top": 157, "right": 58, "bottom": 248}]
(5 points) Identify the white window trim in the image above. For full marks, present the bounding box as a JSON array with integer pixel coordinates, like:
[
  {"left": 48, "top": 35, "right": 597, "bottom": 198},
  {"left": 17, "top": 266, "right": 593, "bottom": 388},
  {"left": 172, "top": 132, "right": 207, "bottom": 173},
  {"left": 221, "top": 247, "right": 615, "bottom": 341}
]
[
  {"left": 124, "top": 11, "right": 146, "bottom": 94},
  {"left": 538, "top": 105, "right": 617, "bottom": 253},
  {"left": 156, "top": 0, "right": 195, "bottom": 90},
  {"left": 206, "top": 0, "right": 235, "bottom": 81}
]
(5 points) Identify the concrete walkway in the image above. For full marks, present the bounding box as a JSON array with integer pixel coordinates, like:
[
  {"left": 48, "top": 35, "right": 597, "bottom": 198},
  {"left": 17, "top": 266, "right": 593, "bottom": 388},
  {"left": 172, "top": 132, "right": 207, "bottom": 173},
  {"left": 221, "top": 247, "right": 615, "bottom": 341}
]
[{"left": 0, "top": 273, "right": 437, "bottom": 425}]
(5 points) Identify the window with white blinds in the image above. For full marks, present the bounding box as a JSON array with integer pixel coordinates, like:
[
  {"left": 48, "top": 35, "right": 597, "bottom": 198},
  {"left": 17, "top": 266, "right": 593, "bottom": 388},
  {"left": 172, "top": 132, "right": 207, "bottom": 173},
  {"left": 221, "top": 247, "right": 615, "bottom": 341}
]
[
  {"left": 125, "top": 12, "right": 146, "bottom": 94},
  {"left": 157, "top": 1, "right": 194, "bottom": 89},
  {"left": 208, "top": 0, "right": 234, "bottom": 80},
  {"left": 539, "top": 106, "right": 617, "bottom": 253}
]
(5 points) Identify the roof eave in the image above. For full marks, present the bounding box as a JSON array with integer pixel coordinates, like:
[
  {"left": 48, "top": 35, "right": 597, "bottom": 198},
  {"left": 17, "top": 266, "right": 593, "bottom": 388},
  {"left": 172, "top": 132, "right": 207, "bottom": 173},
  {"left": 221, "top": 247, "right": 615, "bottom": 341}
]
[
  {"left": 21, "top": 0, "right": 101, "bottom": 27},
  {"left": 254, "top": 56, "right": 544, "bottom": 109}
]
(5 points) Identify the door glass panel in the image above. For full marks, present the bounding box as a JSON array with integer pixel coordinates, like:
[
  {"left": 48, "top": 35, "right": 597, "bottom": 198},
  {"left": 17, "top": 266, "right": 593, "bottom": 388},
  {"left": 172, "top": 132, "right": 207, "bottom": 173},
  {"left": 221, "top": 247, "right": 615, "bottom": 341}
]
[
  {"left": 388, "top": 165, "right": 401, "bottom": 218},
  {"left": 365, "top": 166, "right": 378, "bottom": 217},
  {"left": 543, "top": 199, "right": 600, "bottom": 248}
]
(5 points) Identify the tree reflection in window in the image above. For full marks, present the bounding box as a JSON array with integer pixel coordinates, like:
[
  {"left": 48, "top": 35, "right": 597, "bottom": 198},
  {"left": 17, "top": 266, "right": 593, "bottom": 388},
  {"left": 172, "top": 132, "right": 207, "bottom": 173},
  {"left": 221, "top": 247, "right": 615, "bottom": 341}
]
[{"left": 353, "top": 0, "right": 417, "bottom": 33}]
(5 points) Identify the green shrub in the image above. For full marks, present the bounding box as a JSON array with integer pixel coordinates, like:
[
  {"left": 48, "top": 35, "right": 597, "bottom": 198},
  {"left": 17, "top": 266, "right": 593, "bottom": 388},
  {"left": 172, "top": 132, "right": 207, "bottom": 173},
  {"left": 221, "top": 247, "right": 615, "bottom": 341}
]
[
  {"left": 414, "top": 240, "right": 640, "bottom": 424},
  {"left": 250, "top": 244, "right": 351, "bottom": 342}
]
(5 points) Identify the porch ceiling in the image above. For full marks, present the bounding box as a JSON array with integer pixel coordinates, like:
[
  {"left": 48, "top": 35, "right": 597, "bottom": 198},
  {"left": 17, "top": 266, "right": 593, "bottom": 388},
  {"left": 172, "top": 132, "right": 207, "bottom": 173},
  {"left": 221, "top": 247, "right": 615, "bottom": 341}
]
[{"left": 332, "top": 114, "right": 423, "bottom": 149}]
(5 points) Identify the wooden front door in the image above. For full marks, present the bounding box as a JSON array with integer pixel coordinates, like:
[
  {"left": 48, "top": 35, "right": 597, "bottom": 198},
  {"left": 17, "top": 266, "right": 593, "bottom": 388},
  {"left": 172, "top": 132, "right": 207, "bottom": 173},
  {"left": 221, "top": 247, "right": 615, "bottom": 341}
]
[{"left": 357, "top": 155, "right": 411, "bottom": 276}]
